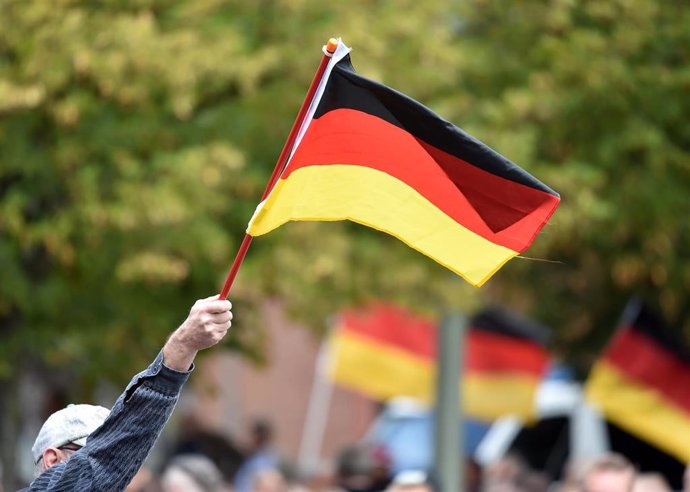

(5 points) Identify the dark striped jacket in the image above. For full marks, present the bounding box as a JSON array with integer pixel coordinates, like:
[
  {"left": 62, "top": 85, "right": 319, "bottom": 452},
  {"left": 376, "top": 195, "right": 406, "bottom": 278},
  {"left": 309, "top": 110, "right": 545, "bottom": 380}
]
[{"left": 20, "top": 351, "right": 191, "bottom": 491}]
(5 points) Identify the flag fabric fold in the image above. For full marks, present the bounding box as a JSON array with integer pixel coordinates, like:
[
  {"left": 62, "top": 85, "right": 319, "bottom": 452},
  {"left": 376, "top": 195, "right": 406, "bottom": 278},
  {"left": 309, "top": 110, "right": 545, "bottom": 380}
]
[
  {"left": 585, "top": 299, "right": 690, "bottom": 462},
  {"left": 327, "top": 303, "right": 550, "bottom": 422},
  {"left": 248, "top": 43, "right": 560, "bottom": 286}
]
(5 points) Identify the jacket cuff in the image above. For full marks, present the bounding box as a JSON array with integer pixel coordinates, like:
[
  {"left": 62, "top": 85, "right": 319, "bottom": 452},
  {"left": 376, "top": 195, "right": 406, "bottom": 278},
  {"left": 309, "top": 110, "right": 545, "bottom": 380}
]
[{"left": 145, "top": 351, "right": 193, "bottom": 394}]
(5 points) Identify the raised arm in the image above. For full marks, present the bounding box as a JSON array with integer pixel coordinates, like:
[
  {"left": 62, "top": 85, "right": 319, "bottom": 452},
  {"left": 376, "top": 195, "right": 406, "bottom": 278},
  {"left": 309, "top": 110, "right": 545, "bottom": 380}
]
[{"left": 28, "top": 296, "right": 233, "bottom": 492}]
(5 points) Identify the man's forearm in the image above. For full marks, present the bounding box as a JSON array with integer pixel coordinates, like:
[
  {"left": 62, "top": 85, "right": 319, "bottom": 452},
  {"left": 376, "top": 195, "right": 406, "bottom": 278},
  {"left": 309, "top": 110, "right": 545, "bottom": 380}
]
[{"left": 162, "top": 332, "right": 198, "bottom": 372}]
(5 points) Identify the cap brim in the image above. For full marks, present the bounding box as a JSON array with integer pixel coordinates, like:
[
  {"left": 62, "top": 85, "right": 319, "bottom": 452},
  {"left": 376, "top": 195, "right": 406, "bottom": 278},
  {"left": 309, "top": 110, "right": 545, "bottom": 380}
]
[{"left": 72, "top": 437, "right": 88, "bottom": 447}]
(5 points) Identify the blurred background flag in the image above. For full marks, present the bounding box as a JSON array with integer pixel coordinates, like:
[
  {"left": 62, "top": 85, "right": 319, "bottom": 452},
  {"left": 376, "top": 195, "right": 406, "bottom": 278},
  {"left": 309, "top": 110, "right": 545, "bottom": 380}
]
[
  {"left": 326, "top": 303, "right": 551, "bottom": 421},
  {"left": 585, "top": 298, "right": 690, "bottom": 462},
  {"left": 464, "top": 307, "right": 551, "bottom": 422},
  {"left": 327, "top": 303, "right": 437, "bottom": 403},
  {"left": 247, "top": 43, "right": 560, "bottom": 286}
]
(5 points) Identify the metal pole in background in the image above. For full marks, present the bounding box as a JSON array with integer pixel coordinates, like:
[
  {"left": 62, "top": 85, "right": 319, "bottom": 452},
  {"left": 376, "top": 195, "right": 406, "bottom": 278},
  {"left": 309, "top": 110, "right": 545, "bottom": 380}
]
[
  {"left": 298, "top": 341, "right": 334, "bottom": 475},
  {"left": 434, "top": 312, "right": 467, "bottom": 492}
]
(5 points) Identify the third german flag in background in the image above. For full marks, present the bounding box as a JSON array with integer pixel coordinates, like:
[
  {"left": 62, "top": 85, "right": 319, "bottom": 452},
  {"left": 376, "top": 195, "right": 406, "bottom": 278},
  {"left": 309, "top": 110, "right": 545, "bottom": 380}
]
[{"left": 586, "top": 299, "right": 690, "bottom": 462}]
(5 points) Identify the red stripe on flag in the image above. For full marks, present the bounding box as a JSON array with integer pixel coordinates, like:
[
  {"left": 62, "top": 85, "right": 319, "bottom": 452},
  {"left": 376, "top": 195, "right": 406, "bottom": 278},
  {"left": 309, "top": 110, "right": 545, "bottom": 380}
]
[
  {"left": 604, "top": 327, "right": 690, "bottom": 412},
  {"left": 467, "top": 330, "right": 549, "bottom": 376},
  {"left": 288, "top": 108, "right": 559, "bottom": 252},
  {"left": 338, "top": 305, "right": 437, "bottom": 360},
  {"left": 338, "top": 305, "right": 549, "bottom": 378}
]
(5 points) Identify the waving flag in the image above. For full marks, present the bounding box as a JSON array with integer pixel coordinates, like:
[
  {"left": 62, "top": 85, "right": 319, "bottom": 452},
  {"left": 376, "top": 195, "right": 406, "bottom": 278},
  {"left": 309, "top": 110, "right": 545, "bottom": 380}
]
[
  {"left": 327, "top": 303, "right": 550, "bottom": 421},
  {"left": 585, "top": 299, "right": 690, "bottom": 462},
  {"left": 247, "top": 41, "right": 560, "bottom": 287}
]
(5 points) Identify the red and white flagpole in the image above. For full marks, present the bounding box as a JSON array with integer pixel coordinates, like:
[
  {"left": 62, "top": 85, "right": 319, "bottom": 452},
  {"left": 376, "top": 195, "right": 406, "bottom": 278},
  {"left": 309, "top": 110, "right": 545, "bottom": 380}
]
[{"left": 218, "top": 38, "right": 340, "bottom": 300}]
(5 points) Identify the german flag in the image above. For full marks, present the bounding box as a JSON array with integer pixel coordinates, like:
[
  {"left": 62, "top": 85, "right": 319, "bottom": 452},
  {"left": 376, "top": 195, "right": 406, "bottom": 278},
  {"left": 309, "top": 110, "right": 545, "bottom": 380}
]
[
  {"left": 327, "top": 303, "right": 437, "bottom": 403},
  {"left": 585, "top": 300, "right": 690, "bottom": 462},
  {"left": 247, "top": 44, "right": 560, "bottom": 286},
  {"left": 465, "top": 307, "right": 550, "bottom": 422},
  {"left": 327, "top": 303, "right": 550, "bottom": 421}
]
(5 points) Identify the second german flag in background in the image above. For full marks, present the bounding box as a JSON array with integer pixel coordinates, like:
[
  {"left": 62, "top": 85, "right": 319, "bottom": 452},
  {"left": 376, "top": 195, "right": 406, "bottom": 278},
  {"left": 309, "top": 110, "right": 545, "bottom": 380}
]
[
  {"left": 248, "top": 41, "right": 560, "bottom": 286},
  {"left": 327, "top": 303, "right": 551, "bottom": 422}
]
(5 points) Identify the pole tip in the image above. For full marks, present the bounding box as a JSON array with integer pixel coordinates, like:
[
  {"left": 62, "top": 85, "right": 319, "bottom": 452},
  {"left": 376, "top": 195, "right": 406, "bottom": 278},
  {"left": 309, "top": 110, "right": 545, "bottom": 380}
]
[{"left": 326, "top": 38, "right": 339, "bottom": 54}]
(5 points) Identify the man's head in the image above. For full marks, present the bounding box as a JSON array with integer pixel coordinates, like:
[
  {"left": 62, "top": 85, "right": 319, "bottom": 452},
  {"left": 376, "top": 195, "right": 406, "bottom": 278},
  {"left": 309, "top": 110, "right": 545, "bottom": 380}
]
[
  {"left": 32, "top": 403, "right": 110, "bottom": 476},
  {"left": 583, "top": 453, "right": 636, "bottom": 492}
]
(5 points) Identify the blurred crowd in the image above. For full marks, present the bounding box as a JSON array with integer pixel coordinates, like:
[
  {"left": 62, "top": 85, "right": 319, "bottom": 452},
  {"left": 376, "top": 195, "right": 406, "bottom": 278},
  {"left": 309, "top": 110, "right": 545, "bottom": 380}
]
[{"left": 119, "top": 418, "right": 690, "bottom": 492}]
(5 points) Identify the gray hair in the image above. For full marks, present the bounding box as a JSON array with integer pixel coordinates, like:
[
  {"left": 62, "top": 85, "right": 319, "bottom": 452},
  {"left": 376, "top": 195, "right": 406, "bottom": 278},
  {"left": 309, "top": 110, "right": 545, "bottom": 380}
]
[{"left": 163, "top": 454, "right": 223, "bottom": 492}]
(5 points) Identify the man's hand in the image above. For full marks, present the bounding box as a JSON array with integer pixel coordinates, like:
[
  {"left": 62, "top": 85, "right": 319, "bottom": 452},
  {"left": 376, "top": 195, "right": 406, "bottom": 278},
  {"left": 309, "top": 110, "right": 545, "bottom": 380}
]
[{"left": 162, "top": 296, "right": 233, "bottom": 371}]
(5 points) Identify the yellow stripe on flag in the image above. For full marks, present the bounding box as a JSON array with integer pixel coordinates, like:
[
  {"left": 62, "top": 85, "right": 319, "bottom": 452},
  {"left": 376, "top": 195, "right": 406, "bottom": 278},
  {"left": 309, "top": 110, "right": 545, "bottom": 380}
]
[
  {"left": 248, "top": 165, "right": 517, "bottom": 286},
  {"left": 327, "top": 330, "right": 435, "bottom": 402},
  {"left": 586, "top": 361, "right": 690, "bottom": 462},
  {"left": 464, "top": 374, "right": 540, "bottom": 423}
]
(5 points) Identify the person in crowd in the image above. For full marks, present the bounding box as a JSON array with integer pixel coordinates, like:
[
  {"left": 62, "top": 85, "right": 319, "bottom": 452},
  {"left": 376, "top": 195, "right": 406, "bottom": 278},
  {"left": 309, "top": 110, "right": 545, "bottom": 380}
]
[
  {"left": 465, "top": 459, "right": 482, "bottom": 492},
  {"left": 22, "top": 295, "right": 234, "bottom": 491},
  {"left": 161, "top": 454, "right": 224, "bottom": 492},
  {"left": 167, "top": 413, "right": 244, "bottom": 485},
  {"left": 581, "top": 453, "right": 636, "bottom": 492},
  {"left": 384, "top": 470, "right": 434, "bottom": 492},
  {"left": 334, "top": 444, "right": 388, "bottom": 492},
  {"left": 126, "top": 465, "right": 161, "bottom": 492},
  {"left": 480, "top": 452, "right": 553, "bottom": 492},
  {"left": 234, "top": 419, "right": 280, "bottom": 492},
  {"left": 631, "top": 473, "right": 672, "bottom": 492},
  {"left": 252, "top": 468, "right": 289, "bottom": 492},
  {"left": 480, "top": 453, "right": 530, "bottom": 492}
]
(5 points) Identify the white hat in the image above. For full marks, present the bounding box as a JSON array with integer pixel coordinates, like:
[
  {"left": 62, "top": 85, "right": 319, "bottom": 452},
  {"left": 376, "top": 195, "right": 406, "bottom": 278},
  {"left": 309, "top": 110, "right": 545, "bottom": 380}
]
[{"left": 32, "top": 404, "right": 110, "bottom": 464}]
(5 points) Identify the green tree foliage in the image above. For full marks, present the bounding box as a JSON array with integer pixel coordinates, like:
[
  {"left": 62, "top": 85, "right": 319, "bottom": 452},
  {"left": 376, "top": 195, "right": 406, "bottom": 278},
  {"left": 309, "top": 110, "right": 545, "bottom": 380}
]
[
  {"left": 448, "top": 0, "right": 690, "bottom": 365},
  {"left": 1, "top": 0, "right": 688, "bottom": 385},
  {"left": 1, "top": 0, "right": 267, "bottom": 381}
]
